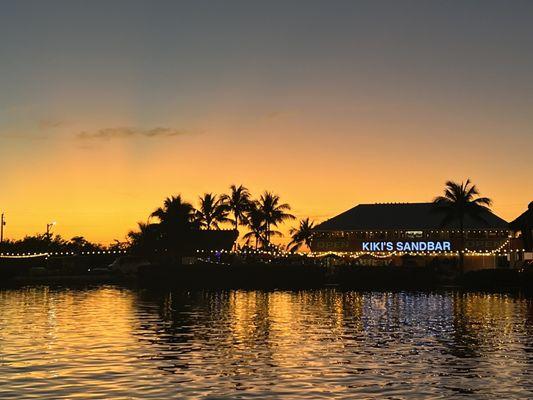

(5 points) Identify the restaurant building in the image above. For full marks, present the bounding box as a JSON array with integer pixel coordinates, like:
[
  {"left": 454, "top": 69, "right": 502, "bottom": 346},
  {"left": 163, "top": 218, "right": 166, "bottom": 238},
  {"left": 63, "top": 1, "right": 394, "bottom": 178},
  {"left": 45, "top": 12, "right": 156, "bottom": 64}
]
[{"left": 310, "top": 202, "right": 511, "bottom": 270}]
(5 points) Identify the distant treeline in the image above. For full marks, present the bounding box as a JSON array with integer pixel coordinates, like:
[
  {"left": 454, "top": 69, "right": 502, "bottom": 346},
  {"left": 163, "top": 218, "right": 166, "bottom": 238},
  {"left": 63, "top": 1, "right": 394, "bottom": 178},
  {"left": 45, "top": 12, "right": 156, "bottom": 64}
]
[
  {"left": 127, "top": 185, "right": 313, "bottom": 257},
  {"left": 0, "top": 234, "right": 125, "bottom": 254},
  {"left": 0, "top": 185, "right": 314, "bottom": 255}
]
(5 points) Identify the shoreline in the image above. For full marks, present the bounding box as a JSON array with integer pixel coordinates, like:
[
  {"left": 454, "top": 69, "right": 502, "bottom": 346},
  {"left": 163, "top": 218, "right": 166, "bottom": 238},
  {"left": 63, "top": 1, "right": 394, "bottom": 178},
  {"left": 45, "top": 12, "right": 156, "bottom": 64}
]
[{"left": 1, "top": 263, "right": 532, "bottom": 294}]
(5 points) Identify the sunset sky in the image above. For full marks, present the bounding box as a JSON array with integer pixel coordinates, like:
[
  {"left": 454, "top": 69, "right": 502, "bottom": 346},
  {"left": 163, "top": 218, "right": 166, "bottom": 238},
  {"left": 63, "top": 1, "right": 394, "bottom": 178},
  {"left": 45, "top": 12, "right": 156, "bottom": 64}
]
[{"left": 1, "top": 1, "right": 532, "bottom": 244}]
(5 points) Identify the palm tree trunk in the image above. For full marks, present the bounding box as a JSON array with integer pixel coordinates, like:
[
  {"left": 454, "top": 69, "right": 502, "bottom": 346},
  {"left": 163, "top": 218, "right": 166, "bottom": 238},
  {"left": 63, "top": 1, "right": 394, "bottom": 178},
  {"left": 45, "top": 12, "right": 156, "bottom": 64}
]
[
  {"left": 233, "top": 215, "right": 239, "bottom": 250},
  {"left": 459, "top": 217, "right": 465, "bottom": 274}
]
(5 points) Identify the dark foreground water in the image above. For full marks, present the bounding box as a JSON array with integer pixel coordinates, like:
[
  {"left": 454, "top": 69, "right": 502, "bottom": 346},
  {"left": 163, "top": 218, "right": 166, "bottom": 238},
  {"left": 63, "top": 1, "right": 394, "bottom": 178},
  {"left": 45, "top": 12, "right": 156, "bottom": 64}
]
[{"left": 0, "top": 287, "right": 532, "bottom": 399}]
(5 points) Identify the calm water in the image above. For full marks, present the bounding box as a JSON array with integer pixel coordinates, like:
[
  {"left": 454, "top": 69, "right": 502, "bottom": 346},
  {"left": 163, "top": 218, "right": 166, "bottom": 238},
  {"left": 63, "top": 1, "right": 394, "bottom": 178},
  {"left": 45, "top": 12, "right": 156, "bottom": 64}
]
[{"left": 0, "top": 287, "right": 532, "bottom": 399}]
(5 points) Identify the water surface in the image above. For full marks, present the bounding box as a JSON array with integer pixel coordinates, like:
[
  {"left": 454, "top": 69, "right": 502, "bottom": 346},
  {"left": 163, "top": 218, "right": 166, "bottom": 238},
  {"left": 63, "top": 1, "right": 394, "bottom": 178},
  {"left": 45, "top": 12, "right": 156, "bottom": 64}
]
[{"left": 0, "top": 287, "right": 532, "bottom": 399}]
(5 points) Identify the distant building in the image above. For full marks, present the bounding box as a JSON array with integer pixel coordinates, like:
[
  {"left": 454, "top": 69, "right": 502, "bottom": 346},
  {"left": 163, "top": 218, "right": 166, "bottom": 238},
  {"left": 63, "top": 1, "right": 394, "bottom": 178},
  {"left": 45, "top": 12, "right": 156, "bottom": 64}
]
[
  {"left": 191, "top": 229, "right": 238, "bottom": 252},
  {"left": 311, "top": 202, "right": 510, "bottom": 270},
  {"left": 509, "top": 202, "right": 533, "bottom": 263}
]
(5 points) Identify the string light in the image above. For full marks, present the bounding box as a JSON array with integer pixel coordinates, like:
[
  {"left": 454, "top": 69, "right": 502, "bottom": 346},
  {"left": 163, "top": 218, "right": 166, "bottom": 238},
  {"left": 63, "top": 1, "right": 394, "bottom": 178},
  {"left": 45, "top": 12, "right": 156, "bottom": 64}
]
[
  {"left": 0, "top": 244, "right": 525, "bottom": 260},
  {"left": 0, "top": 249, "right": 128, "bottom": 258},
  {"left": 0, "top": 253, "right": 49, "bottom": 259}
]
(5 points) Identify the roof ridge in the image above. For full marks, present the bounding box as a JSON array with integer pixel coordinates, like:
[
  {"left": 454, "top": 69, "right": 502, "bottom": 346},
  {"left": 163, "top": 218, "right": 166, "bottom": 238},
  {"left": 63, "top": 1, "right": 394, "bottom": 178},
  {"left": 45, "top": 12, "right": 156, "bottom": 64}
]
[
  {"left": 315, "top": 202, "right": 508, "bottom": 231},
  {"left": 360, "top": 202, "right": 432, "bottom": 206}
]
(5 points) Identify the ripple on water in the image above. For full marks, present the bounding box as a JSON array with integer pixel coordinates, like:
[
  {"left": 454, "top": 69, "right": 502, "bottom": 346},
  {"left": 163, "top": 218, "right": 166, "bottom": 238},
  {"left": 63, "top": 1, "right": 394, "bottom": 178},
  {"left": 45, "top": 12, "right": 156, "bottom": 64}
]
[{"left": 0, "top": 287, "right": 532, "bottom": 399}]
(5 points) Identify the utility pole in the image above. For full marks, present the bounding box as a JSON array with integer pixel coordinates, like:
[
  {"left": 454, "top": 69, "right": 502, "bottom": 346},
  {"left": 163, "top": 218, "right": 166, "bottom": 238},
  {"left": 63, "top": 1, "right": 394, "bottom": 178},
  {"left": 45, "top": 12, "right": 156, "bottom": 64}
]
[
  {"left": 46, "top": 221, "right": 56, "bottom": 241},
  {"left": 0, "top": 213, "right": 5, "bottom": 244}
]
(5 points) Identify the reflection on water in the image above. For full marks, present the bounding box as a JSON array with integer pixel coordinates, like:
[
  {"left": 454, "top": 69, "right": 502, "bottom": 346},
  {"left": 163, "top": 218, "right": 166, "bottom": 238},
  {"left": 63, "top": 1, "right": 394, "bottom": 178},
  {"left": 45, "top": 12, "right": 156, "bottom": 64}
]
[{"left": 0, "top": 287, "right": 531, "bottom": 399}]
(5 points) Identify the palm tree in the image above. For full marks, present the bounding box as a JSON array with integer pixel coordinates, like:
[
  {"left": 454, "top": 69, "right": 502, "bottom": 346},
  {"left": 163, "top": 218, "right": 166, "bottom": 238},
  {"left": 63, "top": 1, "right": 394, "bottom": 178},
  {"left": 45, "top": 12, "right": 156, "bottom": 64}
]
[
  {"left": 195, "top": 193, "right": 230, "bottom": 230},
  {"left": 150, "top": 195, "right": 198, "bottom": 255},
  {"left": 433, "top": 179, "right": 492, "bottom": 270},
  {"left": 151, "top": 195, "right": 197, "bottom": 228},
  {"left": 221, "top": 184, "right": 251, "bottom": 231},
  {"left": 288, "top": 218, "right": 315, "bottom": 252},
  {"left": 128, "top": 222, "right": 150, "bottom": 243},
  {"left": 255, "top": 191, "right": 295, "bottom": 245},
  {"left": 127, "top": 222, "right": 161, "bottom": 256},
  {"left": 242, "top": 204, "right": 265, "bottom": 249}
]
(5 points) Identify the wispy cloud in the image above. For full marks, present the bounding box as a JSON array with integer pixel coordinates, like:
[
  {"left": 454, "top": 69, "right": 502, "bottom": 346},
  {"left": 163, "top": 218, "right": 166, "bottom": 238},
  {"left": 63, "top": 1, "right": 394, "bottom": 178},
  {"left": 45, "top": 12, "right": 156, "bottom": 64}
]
[
  {"left": 76, "top": 127, "right": 191, "bottom": 140},
  {"left": 38, "top": 119, "right": 64, "bottom": 130}
]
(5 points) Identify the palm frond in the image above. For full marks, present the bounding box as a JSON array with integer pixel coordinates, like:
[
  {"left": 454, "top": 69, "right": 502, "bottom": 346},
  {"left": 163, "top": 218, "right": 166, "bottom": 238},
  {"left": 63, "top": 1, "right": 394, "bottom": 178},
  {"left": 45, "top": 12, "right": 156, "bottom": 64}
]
[{"left": 433, "top": 179, "right": 493, "bottom": 229}]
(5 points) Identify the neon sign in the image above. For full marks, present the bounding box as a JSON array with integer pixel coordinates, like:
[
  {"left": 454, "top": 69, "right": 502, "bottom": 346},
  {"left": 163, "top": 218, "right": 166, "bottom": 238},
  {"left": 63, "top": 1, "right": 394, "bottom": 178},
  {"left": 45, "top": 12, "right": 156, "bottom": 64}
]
[{"left": 362, "top": 241, "right": 451, "bottom": 252}]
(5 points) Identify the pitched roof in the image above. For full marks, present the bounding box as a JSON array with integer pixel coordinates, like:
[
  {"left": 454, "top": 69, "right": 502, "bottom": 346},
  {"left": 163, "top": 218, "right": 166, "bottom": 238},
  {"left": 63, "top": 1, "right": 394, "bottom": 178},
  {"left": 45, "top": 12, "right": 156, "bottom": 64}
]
[
  {"left": 509, "top": 202, "right": 533, "bottom": 229},
  {"left": 314, "top": 202, "right": 508, "bottom": 231}
]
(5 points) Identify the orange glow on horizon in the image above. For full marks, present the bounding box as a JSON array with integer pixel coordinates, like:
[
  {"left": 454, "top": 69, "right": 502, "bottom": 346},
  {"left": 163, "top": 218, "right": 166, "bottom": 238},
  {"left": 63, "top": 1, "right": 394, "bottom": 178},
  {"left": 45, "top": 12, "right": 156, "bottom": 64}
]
[{"left": 2, "top": 114, "right": 531, "bottom": 245}]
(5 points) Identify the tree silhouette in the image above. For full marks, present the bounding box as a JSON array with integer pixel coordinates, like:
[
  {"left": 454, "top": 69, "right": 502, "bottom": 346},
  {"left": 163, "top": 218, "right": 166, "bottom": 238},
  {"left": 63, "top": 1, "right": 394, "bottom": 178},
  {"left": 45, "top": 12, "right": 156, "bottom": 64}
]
[
  {"left": 68, "top": 236, "right": 102, "bottom": 253},
  {"left": 151, "top": 195, "right": 197, "bottom": 227},
  {"left": 221, "top": 184, "right": 251, "bottom": 231},
  {"left": 128, "top": 222, "right": 161, "bottom": 256},
  {"left": 255, "top": 191, "right": 295, "bottom": 245},
  {"left": 243, "top": 203, "right": 267, "bottom": 249},
  {"left": 150, "top": 195, "right": 198, "bottom": 255},
  {"left": 108, "top": 239, "right": 129, "bottom": 251},
  {"left": 0, "top": 234, "right": 103, "bottom": 254},
  {"left": 195, "top": 193, "right": 230, "bottom": 230},
  {"left": 433, "top": 179, "right": 492, "bottom": 271},
  {"left": 288, "top": 218, "right": 315, "bottom": 252}
]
